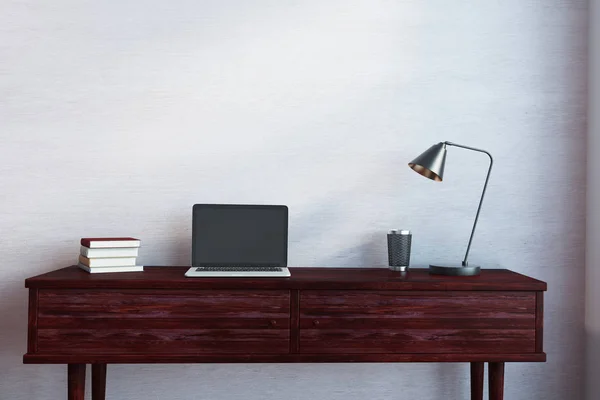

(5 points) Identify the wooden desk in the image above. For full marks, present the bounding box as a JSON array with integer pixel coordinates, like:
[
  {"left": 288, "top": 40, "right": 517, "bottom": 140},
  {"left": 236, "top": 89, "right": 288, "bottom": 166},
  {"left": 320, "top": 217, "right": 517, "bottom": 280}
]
[{"left": 24, "top": 266, "right": 546, "bottom": 400}]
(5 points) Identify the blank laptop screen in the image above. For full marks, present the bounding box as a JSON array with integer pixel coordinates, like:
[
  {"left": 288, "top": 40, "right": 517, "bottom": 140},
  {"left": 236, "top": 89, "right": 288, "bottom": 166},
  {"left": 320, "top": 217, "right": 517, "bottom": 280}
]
[{"left": 192, "top": 204, "right": 288, "bottom": 267}]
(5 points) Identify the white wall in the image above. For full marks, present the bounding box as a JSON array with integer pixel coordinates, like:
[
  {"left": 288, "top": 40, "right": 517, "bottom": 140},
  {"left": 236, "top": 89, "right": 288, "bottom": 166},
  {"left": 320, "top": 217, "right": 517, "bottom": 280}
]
[
  {"left": 0, "top": 1, "right": 588, "bottom": 399},
  {"left": 587, "top": 0, "right": 600, "bottom": 399}
]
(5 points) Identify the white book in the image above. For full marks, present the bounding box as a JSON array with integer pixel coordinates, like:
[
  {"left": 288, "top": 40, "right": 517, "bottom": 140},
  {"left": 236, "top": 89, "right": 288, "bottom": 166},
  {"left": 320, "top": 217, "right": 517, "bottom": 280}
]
[
  {"left": 78, "top": 255, "right": 136, "bottom": 267},
  {"left": 80, "top": 246, "right": 139, "bottom": 258},
  {"left": 78, "top": 263, "right": 144, "bottom": 274}
]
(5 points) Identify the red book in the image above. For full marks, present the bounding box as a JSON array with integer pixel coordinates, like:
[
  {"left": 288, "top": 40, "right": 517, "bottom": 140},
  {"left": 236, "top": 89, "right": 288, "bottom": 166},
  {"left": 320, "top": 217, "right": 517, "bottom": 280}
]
[{"left": 80, "top": 237, "right": 141, "bottom": 248}]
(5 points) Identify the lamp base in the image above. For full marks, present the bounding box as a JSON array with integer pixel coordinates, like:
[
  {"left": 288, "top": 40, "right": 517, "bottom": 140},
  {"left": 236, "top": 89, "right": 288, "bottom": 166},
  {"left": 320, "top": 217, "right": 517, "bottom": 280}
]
[{"left": 429, "top": 264, "right": 481, "bottom": 276}]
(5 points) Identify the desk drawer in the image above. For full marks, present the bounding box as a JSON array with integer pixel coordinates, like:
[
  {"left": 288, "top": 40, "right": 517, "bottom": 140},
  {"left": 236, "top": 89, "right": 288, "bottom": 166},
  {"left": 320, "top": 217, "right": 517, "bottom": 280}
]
[
  {"left": 299, "top": 291, "right": 536, "bottom": 354},
  {"left": 36, "top": 289, "right": 290, "bottom": 354}
]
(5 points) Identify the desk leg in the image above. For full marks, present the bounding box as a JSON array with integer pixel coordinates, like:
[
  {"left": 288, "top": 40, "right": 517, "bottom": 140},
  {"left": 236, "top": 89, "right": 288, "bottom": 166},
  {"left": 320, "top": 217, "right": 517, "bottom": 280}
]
[
  {"left": 67, "top": 364, "right": 86, "bottom": 400},
  {"left": 92, "top": 364, "right": 107, "bottom": 400},
  {"left": 489, "top": 362, "right": 505, "bottom": 400},
  {"left": 470, "top": 362, "right": 484, "bottom": 400}
]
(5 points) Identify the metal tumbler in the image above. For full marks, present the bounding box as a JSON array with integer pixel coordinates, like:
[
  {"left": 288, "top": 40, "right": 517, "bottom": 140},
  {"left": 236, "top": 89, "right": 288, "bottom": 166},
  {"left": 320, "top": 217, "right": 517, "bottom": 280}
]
[{"left": 387, "top": 230, "right": 412, "bottom": 272}]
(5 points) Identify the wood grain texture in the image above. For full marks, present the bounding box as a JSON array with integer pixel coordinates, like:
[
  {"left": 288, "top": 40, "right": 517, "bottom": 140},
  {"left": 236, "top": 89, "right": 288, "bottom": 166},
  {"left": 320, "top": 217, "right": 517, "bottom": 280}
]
[
  {"left": 36, "top": 289, "right": 290, "bottom": 355},
  {"left": 68, "top": 364, "right": 86, "bottom": 400},
  {"left": 470, "top": 362, "right": 484, "bottom": 400},
  {"left": 300, "top": 329, "right": 535, "bottom": 354},
  {"left": 299, "top": 291, "right": 536, "bottom": 354},
  {"left": 38, "top": 328, "right": 290, "bottom": 354},
  {"left": 27, "top": 289, "right": 38, "bottom": 353},
  {"left": 290, "top": 290, "right": 300, "bottom": 353},
  {"left": 536, "top": 292, "right": 544, "bottom": 352},
  {"left": 38, "top": 289, "right": 290, "bottom": 319},
  {"left": 92, "top": 364, "right": 107, "bottom": 400},
  {"left": 489, "top": 362, "right": 505, "bottom": 400},
  {"left": 23, "top": 267, "right": 547, "bottom": 366},
  {"left": 38, "top": 317, "right": 291, "bottom": 330},
  {"left": 24, "top": 266, "right": 547, "bottom": 291},
  {"left": 23, "top": 352, "right": 547, "bottom": 364}
]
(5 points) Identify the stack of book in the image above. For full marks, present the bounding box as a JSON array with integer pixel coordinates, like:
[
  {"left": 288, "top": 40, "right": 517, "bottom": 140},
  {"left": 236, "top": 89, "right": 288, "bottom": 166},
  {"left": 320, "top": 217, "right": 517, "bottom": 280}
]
[{"left": 78, "top": 237, "right": 143, "bottom": 273}]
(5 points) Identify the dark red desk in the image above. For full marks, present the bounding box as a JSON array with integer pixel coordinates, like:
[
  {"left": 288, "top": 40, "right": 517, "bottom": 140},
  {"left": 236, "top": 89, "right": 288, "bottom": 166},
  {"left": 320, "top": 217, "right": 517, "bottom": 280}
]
[{"left": 24, "top": 266, "right": 546, "bottom": 400}]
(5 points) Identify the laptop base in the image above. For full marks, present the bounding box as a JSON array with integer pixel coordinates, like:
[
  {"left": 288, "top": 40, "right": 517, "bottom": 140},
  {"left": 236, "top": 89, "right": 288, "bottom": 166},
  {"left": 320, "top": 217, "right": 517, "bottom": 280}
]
[{"left": 185, "top": 267, "right": 291, "bottom": 278}]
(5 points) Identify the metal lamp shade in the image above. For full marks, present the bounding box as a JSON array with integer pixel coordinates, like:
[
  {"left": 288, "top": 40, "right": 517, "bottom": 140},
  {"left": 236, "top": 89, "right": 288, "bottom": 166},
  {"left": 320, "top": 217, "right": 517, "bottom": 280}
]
[{"left": 408, "top": 142, "right": 447, "bottom": 182}]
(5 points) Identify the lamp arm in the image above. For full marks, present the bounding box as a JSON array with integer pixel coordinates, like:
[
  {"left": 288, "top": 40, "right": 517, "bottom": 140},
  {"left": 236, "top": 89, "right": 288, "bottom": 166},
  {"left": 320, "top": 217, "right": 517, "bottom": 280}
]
[{"left": 444, "top": 141, "right": 494, "bottom": 266}]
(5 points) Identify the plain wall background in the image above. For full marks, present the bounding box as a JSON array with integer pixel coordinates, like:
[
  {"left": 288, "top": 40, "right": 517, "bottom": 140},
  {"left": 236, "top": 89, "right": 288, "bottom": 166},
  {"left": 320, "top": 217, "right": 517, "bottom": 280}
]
[
  {"left": 0, "top": 1, "right": 588, "bottom": 399},
  {"left": 587, "top": 0, "right": 599, "bottom": 399}
]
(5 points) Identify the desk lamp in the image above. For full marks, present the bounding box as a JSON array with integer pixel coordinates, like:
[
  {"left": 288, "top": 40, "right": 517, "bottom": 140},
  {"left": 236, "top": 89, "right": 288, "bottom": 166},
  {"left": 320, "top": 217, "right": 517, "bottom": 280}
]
[{"left": 408, "top": 141, "right": 493, "bottom": 276}]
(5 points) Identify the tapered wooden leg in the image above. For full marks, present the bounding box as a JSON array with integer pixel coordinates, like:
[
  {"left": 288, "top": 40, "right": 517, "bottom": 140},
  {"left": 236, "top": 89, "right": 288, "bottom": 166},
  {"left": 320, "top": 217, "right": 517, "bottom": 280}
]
[
  {"left": 68, "top": 364, "right": 86, "bottom": 400},
  {"left": 92, "top": 364, "right": 107, "bottom": 400},
  {"left": 470, "top": 362, "right": 484, "bottom": 400},
  {"left": 489, "top": 362, "right": 505, "bottom": 400}
]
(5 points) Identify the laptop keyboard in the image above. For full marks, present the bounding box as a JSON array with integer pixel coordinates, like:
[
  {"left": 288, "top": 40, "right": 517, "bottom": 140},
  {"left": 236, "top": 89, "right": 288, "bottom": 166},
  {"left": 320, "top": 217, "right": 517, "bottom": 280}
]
[
  {"left": 195, "top": 266, "right": 283, "bottom": 272},
  {"left": 186, "top": 266, "right": 290, "bottom": 278}
]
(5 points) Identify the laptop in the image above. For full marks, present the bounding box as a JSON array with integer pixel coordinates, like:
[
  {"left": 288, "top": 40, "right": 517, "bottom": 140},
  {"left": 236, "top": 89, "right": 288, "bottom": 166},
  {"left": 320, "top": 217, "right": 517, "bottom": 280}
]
[{"left": 185, "top": 204, "right": 291, "bottom": 277}]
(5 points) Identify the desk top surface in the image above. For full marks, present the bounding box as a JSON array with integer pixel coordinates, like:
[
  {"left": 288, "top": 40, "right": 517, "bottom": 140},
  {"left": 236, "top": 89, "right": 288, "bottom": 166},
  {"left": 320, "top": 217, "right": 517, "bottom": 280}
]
[{"left": 25, "top": 266, "right": 547, "bottom": 291}]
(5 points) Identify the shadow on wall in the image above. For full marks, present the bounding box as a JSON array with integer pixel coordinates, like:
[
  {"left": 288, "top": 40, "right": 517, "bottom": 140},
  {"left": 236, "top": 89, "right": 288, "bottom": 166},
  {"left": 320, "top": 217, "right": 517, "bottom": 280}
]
[
  {"left": 291, "top": 200, "right": 386, "bottom": 267},
  {"left": 317, "top": 232, "right": 386, "bottom": 267},
  {"left": 0, "top": 285, "right": 27, "bottom": 356},
  {"left": 586, "top": 331, "right": 600, "bottom": 400}
]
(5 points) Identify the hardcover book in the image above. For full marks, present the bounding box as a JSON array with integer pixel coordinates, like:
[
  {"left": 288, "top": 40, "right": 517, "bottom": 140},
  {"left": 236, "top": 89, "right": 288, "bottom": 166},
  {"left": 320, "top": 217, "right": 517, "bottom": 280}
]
[
  {"left": 78, "top": 255, "right": 137, "bottom": 267},
  {"left": 77, "top": 263, "right": 144, "bottom": 274},
  {"left": 80, "top": 237, "right": 141, "bottom": 248},
  {"left": 80, "top": 246, "right": 139, "bottom": 258}
]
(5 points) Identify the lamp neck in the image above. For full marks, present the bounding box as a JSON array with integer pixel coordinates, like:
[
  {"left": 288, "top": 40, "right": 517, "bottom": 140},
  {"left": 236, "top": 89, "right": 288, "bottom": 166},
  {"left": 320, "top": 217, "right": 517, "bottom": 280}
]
[{"left": 444, "top": 141, "right": 494, "bottom": 266}]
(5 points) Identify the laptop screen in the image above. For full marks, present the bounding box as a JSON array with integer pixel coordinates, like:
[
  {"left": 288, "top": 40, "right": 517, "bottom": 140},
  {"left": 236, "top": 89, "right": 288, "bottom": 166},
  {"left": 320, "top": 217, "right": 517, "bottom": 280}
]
[{"left": 192, "top": 204, "right": 288, "bottom": 267}]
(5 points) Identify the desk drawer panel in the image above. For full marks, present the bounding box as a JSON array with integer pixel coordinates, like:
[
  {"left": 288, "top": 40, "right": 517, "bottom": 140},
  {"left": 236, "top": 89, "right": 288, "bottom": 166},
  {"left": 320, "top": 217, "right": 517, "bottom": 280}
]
[
  {"left": 299, "top": 291, "right": 536, "bottom": 354},
  {"left": 37, "top": 329, "right": 289, "bottom": 354},
  {"left": 36, "top": 289, "right": 290, "bottom": 354},
  {"left": 38, "top": 289, "right": 289, "bottom": 319}
]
